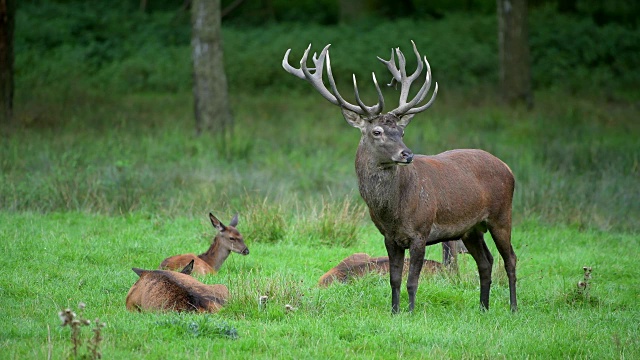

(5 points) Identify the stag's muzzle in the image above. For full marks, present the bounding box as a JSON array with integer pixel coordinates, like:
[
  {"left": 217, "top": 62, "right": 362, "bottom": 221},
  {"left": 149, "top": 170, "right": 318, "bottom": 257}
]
[{"left": 396, "top": 149, "right": 414, "bottom": 165}]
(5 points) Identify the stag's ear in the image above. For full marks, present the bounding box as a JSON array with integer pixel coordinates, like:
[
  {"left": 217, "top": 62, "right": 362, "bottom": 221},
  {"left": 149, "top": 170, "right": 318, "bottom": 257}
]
[
  {"left": 209, "top": 213, "right": 226, "bottom": 232},
  {"left": 180, "top": 260, "right": 195, "bottom": 275},
  {"left": 341, "top": 109, "right": 365, "bottom": 129},
  {"left": 228, "top": 213, "right": 239, "bottom": 227},
  {"left": 396, "top": 114, "right": 415, "bottom": 128}
]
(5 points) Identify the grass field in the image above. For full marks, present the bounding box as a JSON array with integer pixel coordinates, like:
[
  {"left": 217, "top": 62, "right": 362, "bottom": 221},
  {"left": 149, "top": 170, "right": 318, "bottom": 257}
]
[{"left": 0, "top": 211, "right": 638, "bottom": 359}]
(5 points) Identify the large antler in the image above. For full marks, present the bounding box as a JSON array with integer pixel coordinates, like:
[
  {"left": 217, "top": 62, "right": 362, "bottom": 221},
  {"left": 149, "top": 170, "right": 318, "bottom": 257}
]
[
  {"left": 377, "top": 40, "right": 438, "bottom": 116},
  {"left": 282, "top": 44, "right": 384, "bottom": 116}
]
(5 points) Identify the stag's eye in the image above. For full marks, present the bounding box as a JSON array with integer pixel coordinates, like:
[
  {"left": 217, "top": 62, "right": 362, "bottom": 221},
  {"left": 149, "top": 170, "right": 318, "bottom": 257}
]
[{"left": 372, "top": 130, "right": 382, "bottom": 136}]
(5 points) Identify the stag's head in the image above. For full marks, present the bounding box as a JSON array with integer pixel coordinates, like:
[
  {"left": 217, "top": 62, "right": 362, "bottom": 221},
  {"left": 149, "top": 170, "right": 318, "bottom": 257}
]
[{"left": 283, "top": 41, "right": 438, "bottom": 167}]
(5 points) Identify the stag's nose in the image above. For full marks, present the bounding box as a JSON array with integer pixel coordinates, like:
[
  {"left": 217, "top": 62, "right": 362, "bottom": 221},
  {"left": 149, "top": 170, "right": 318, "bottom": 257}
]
[
  {"left": 242, "top": 248, "right": 250, "bottom": 255},
  {"left": 401, "top": 150, "right": 414, "bottom": 164}
]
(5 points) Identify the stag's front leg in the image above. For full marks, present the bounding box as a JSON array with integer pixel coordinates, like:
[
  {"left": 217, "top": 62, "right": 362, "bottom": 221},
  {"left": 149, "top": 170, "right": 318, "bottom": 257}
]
[
  {"left": 384, "top": 238, "right": 405, "bottom": 314},
  {"left": 407, "top": 241, "right": 426, "bottom": 312}
]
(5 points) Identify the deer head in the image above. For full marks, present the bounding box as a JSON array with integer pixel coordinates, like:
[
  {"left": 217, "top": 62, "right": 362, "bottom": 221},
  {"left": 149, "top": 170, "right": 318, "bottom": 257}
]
[
  {"left": 209, "top": 212, "right": 249, "bottom": 256},
  {"left": 283, "top": 41, "right": 438, "bottom": 168}
]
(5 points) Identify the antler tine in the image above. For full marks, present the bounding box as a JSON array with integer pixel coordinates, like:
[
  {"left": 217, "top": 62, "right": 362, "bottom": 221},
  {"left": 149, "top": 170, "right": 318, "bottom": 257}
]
[
  {"left": 326, "top": 50, "right": 386, "bottom": 116},
  {"left": 283, "top": 44, "right": 386, "bottom": 116},
  {"left": 408, "top": 40, "right": 424, "bottom": 82},
  {"left": 377, "top": 50, "right": 400, "bottom": 87},
  {"left": 325, "top": 51, "right": 366, "bottom": 114},
  {"left": 406, "top": 82, "right": 438, "bottom": 115},
  {"left": 403, "top": 56, "right": 436, "bottom": 113},
  {"left": 353, "top": 73, "right": 385, "bottom": 115},
  {"left": 387, "top": 41, "right": 438, "bottom": 117},
  {"left": 393, "top": 57, "right": 437, "bottom": 115},
  {"left": 282, "top": 44, "right": 339, "bottom": 106},
  {"left": 301, "top": 45, "right": 343, "bottom": 107},
  {"left": 282, "top": 48, "right": 306, "bottom": 80},
  {"left": 394, "top": 40, "right": 424, "bottom": 106}
]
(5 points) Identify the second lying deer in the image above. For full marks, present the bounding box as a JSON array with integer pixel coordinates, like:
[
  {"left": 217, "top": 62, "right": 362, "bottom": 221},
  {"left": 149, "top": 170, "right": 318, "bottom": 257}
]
[
  {"left": 160, "top": 213, "right": 249, "bottom": 276},
  {"left": 318, "top": 253, "right": 443, "bottom": 287}
]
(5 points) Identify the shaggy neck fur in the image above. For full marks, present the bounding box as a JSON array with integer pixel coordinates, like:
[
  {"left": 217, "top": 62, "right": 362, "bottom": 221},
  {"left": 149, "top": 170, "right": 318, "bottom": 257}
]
[{"left": 355, "top": 143, "right": 405, "bottom": 220}]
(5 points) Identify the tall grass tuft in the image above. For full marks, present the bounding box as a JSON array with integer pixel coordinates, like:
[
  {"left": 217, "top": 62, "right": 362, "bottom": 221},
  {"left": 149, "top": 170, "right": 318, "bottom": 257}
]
[
  {"left": 240, "top": 196, "right": 288, "bottom": 244},
  {"left": 297, "top": 198, "right": 367, "bottom": 248}
]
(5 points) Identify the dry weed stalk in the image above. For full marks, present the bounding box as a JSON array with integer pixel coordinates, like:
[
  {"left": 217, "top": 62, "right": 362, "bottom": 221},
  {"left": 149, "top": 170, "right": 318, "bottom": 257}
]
[{"left": 58, "top": 302, "right": 106, "bottom": 359}]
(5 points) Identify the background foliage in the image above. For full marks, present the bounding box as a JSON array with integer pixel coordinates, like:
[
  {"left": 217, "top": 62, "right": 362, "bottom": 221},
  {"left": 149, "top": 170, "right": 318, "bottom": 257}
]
[
  {"left": 7, "top": 0, "right": 639, "bottom": 232},
  {"left": 14, "top": 0, "right": 640, "bottom": 96}
]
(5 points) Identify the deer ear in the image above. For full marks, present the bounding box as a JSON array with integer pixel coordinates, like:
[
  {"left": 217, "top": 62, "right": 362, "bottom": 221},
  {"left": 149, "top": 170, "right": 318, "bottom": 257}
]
[
  {"left": 132, "top": 268, "right": 145, "bottom": 277},
  {"left": 180, "top": 260, "right": 195, "bottom": 275},
  {"left": 228, "top": 213, "right": 239, "bottom": 227},
  {"left": 209, "top": 213, "right": 226, "bottom": 232},
  {"left": 341, "top": 108, "right": 365, "bottom": 129},
  {"left": 396, "top": 114, "right": 415, "bottom": 128}
]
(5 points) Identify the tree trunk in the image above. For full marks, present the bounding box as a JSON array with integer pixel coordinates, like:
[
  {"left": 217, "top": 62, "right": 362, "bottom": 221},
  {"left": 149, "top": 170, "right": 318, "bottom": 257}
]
[
  {"left": 0, "top": 0, "right": 16, "bottom": 130},
  {"left": 497, "top": 0, "right": 533, "bottom": 108},
  {"left": 191, "top": 0, "right": 232, "bottom": 136}
]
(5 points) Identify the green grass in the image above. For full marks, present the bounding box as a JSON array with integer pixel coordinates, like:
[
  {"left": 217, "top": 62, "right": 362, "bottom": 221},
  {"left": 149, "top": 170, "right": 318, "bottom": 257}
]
[{"left": 0, "top": 212, "right": 638, "bottom": 359}]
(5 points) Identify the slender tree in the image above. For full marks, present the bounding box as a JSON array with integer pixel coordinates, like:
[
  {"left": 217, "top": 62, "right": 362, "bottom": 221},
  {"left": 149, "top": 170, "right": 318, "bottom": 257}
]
[
  {"left": 0, "top": 0, "right": 16, "bottom": 129},
  {"left": 497, "top": 0, "right": 533, "bottom": 108},
  {"left": 191, "top": 0, "right": 232, "bottom": 136}
]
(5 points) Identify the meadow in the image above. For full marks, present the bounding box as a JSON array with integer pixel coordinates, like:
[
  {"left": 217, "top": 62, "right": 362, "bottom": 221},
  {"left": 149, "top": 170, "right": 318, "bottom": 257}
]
[
  {"left": 1, "top": 211, "right": 639, "bottom": 358},
  {"left": 2, "top": 4, "right": 640, "bottom": 359},
  {"left": 2, "top": 89, "right": 639, "bottom": 359}
]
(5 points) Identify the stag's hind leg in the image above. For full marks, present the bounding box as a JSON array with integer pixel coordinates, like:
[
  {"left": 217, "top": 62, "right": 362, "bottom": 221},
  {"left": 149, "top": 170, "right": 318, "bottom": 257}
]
[
  {"left": 461, "top": 227, "right": 494, "bottom": 310},
  {"left": 488, "top": 223, "right": 517, "bottom": 312}
]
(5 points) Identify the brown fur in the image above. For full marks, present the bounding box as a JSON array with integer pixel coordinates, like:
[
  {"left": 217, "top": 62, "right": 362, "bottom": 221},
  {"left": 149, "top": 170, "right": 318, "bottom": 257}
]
[
  {"left": 318, "top": 253, "right": 443, "bottom": 287},
  {"left": 160, "top": 213, "right": 249, "bottom": 276},
  {"left": 351, "top": 130, "right": 518, "bottom": 312},
  {"left": 125, "top": 262, "right": 229, "bottom": 313}
]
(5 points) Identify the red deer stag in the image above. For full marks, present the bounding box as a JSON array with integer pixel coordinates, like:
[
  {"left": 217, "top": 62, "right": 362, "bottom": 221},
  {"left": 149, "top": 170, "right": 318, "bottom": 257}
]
[
  {"left": 160, "top": 213, "right": 249, "bottom": 276},
  {"left": 318, "top": 253, "right": 443, "bottom": 287},
  {"left": 126, "top": 260, "right": 229, "bottom": 313},
  {"left": 283, "top": 41, "right": 517, "bottom": 313}
]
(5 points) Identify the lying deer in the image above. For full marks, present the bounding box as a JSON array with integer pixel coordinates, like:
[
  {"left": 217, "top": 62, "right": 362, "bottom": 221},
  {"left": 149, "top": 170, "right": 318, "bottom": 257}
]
[
  {"left": 283, "top": 41, "right": 517, "bottom": 313},
  {"left": 160, "top": 213, "right": 249, "bottom": 276},
  {"left": 126, "top": 260, "right": 229, "bottom": 313},
  {"left": 318, "top": 253, "right": 443, "bottom": 287}
]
